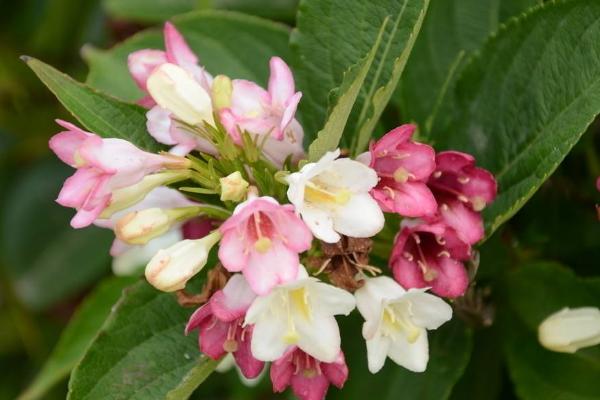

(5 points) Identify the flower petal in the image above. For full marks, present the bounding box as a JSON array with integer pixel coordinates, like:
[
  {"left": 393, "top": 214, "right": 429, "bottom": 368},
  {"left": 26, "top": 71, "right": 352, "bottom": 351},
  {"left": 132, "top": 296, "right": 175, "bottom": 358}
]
[
  {"left": 333, "top": 193, "right": 384, "bottom": 238},
  {"left": 387, "top": 330, "right": 429, "bottom": 372},
  {"left": 268, "top": 56, "right": 295, "bottom": 108},
  {"left": 366, "top": 336, "right": 391, "bottom": 373}
]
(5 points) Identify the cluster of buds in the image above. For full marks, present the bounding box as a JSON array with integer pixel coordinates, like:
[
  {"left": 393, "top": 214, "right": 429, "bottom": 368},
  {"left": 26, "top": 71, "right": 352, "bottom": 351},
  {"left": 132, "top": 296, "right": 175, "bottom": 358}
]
[{"left": 47, "top": 23, "right": 497, "bottom": 400}]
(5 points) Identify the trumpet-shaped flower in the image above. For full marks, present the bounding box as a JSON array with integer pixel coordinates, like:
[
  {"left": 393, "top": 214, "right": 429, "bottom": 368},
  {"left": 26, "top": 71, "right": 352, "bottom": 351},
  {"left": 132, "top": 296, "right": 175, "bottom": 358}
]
[
  {"left": 145, "top": 230, "right": 221, "bottom": 292},
  {"left": 271, "top": 347, "right": 348, "bottom": 400},
  {"left": 186, "top": 274, "right": 264, "bottom": 378},
  {"left": 218, "top": 196, "right": 312, "bottom": 295},
  {"left": 360, "top": 124, "right": 437, "bottom": 217},
  {"left": 48, "top": 120, "right": 188, "bottom": 228},
  {"left": 286, "top": 149, "right": 384, "bottom": 243},
  {"left": 390, "top": 219, "right": 471, "bottom": 298},
  {"left": 538, "top": 307, "right": 600, "bottom": 353},
  {"left": 245, "top": 266, "right": 355, "bottom": 363},
  {"left": 427, "top": 151, "right": 497, "bottom": 244},
  {"left": 219, "top": 57, "right": 305, "bottom": 166},
  {"left": 355, "top": 276, "right": 452, "bottom": 373}
]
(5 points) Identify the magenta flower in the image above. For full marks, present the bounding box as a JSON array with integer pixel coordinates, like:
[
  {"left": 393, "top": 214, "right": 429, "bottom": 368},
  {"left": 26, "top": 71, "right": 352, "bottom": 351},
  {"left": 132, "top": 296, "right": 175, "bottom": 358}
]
[
  {"left": 49, "top": 120, "right": 184, "bottom": 228},
  {"left": 218, "top": 196, "right": 312, "bottom": 295},
  {"left": 270, "top": 347, "right": 348, "bottom": 400},
  {"left": 219, "top": 57, "right": 305, "bottom": 165},
  {"left": 427, "top": 151, "right": 497, "bottom": 244},
  {"left": 390, "top": 220, "right": 471, "bottom": 298},
  {"left": 362, "top": 124, "right": 437, "bottom": 217},
  {"left": 185, "top": 275, "right": 264, "bottom": 378}
]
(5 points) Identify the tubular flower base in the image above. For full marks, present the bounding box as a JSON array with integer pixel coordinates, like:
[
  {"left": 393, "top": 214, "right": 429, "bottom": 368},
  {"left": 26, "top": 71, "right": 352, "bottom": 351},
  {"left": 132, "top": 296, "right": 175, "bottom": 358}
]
[{"left": 43, "top": 21, "right": 500, "bottom": 400}]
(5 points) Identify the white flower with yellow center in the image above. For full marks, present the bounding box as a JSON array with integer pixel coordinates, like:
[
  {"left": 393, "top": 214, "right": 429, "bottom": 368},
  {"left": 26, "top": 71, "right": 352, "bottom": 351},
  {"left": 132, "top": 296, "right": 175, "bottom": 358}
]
[
  {"left": 286, "top": 149, "right": 384, "bottom": 243},
  {"left": 244, "top": 266, "right": 355, "bottom": 363},
  {"left": 355, "top": 276, "right": 452, "bottom": 373}
]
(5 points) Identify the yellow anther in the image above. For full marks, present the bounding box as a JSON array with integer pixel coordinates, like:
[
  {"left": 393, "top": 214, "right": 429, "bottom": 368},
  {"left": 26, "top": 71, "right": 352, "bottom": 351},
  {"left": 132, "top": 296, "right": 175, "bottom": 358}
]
[
  {"left": 304, "top": 183, "right": 351, "bottom": 205},
  {"left": 393, "top": 167, "right": 410, "bottom": 183},
  {"left": 254, "top": 237, "right": 272, "bottom": 253}
]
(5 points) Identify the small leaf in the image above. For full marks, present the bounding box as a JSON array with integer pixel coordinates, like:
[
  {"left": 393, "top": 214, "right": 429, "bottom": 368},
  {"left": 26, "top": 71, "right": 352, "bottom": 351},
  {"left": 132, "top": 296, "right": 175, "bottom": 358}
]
[
  {"left": 306, "top": 20, "right": 386, "bottom": 162},
  {"left": 18, "top": 276, "right": 136, "bottom": 400},
  {"left": 24, "top": 57, "right": 161, "bottom": 152},
  {"left": 67, "top": 280, "right": 216, "bottom": 400},
  {"left": 429, "top": 0, "right": 600, "bottom": 238}
]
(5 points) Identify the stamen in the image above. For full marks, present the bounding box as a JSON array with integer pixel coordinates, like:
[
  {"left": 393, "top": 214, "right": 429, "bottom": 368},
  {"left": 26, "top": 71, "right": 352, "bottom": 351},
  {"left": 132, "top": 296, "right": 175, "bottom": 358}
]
[
  {"left": 304, "top": 181, "right": 351, "bottom": 205},
  {"left": 432, "top": 171, "right": 442, "bottom": 178},
  {"left": 458, "top": 176, "right": 470, "bottom": 184}
]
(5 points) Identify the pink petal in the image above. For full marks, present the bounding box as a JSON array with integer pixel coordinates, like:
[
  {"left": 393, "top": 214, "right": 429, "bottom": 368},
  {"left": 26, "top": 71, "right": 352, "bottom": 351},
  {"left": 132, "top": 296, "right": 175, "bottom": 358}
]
[
  {"left": 245, "top": 240, "right": 299, "bottom": 295},
  {"left": 218, "top": 230, "right": 248, "bottom": 273},
  {"left": 57, "top": 168, "right": 105, "bottom": 208},
  {"left": 391, "top": 257, "right": 428, "bottom": 290},
  {"left": 371, "top": 124, "right": 416, "bottom": 156},
  {"left": 211, "top": 275, "right": 255, "bottom": 321},
  {"left": 462, "top": 167, "right": 498, "bottom": 205},
  {"left": 389, "top": 181, "right": 437, "bottom": 217},
  {"left": 127, "top": 49, "right": 167, "bottom": 90},
  {"left": 199, "top": 317, "right": 229, "bottom": 359},
  {"left": 268, "top": 57, "right": 296, "bottom": 108},
  {"left": 321, "top": 352, "right": 348, "bottom": 388},
  {"left": 219, "top": 108, "right": 242, "bottom": 144},
  {"left": 290, "top": 372, "right": 330, "bottom": 400},
  {"left": 440, "top": 201, "right": 484, "bottom": 245},
  {"left": 435, "top": 151, "right": 475, "bottom": 172},
  {"left": 230, "top": 80, "right": 269, "bottom": 116},
  {"left": 270, "top": 349, "right": 295, "bottom": 392},
  {"left": 233, "top": 326, "right": 264, "bottom": 379},
  {"left": 278, "top": 92, "right": 302, "bottom": 139},
  {"left": 428, "top": 256, "right": 469, "bottom": 298},
  {"left": 164, "top": 22, "right": 197, "bottom": 67},
  {"left": 395, "top": 142, "right": 436, "bottom": 180},
  {"left": 273, "top": 208, "right": 312, "bottom": 252},
  {"left": 70, "top": 195, "right": 110, "bottom": 228},
  {"left": 185, "top": 304, "right": 213, "bottom": 335},
  {"left": 49, "top": 120, "right": 93, "bottom": 166},
  {"left": 146, "top": 106, "right": 178, "bottom": 145}
]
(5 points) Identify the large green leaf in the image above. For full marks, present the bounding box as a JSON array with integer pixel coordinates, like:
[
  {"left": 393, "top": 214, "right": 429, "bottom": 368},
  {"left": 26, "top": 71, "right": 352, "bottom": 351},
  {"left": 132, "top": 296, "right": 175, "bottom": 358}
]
[
  {"left": 84, "top": 11, "right": 291, "bottom": 103},
  {"left": 306, "top": 20, "right": 385, "bottom": 162},
  {"left": 331, "top": 316, "right": 472, "bottom": 400},
  {"left": 0, "top": 160, "right": 113, "bottom": 310},
  {"left": 291, "top": 0, "right": 429, "bottom": 144},
  {"left": 19, "top": 276, "right": 137, "bottom": 400},
  {"left": 67, "top": 280, "right": 216, "bottom": 400},
  {"left": 502, "top": 262, "right": 600, "bottom": 400},
  {"left": 429, "top": 0, "right": 600, "bottom": 237},
  {"left": 398, "top": 0, "right": 540, "bottom": 131},
  {"left": 24, "top": 57, "right": 161, "bottom": 152}
]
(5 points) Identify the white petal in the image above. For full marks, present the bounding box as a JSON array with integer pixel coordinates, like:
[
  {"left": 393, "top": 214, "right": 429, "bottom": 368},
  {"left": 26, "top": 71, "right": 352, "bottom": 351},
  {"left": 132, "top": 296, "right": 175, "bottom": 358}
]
[
  {"left": 356, "top": 151, "right": 372, "bottom": 166},
  {"left": 330, "top": 158, "right": 379, "bottom": 192},
  {"left": 296, "top": 314, "right": 341, "bottom": 363},
  {"left": 402, "top": 290, "right": 453, "bottom": 330},
  {"left": 221, "top": 274, "right": 256, "bottom": 311},
  {"left": 332, "top": 193, "right": 384, "bottom": 238},
  {"left": 250, "top": 317, "right": 289, "bottom": 361},
  {"left": 310, "top": 282, "right": 356, "bottom": 316},
  {"left": 387, "top": 330, "right": 429, "bottom": 372},
  {"left": 244, "top": 295, "right": 272, "bottom": 325},
  {"left": 301, "top": 204, "right": 340, "bottom": 243},
  {"left": 366, "top": 336, "right": 391, "bottom": 373}
]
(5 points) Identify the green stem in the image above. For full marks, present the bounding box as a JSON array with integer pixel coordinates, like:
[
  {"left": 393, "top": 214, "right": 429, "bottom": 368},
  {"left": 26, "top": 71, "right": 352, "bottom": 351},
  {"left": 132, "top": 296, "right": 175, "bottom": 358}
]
[{"left": 165, "top": 357, "right": 219, "bottom": 400}]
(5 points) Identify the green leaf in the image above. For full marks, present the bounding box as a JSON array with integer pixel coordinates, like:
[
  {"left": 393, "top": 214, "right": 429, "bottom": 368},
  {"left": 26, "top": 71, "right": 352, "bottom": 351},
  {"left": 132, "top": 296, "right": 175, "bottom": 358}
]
[
  {"left": 429, "top": 0, "right": 600, "bottom": 238},
  {"left": 18, "top": 276, "right": 137, "bottom": 400},
  {"left": 291, "top": 0, "right": 429, "bottom": 144},
  {"left": 502, "top": 262, "right": 600, "bottom": 400},
  {"left": 331, "top": 316, "right": 472, "bottom": 400},
  {"left": 104, "top": 0, "right": 199, "bottom": 22},
  {"left": 352, "top": 0, "right": 429, "bottom": 154},
  {"left": 398, "top": 0, "right": 539, "bottom": 130},
  {"left": 67, "top": 280, "right": 216, "bottom": 400},
  {"left": 306, "top": 20, "right": 385, "bottom": 162},
  {"left": 165, "top": 357, "right": 219, "bottom": 400},
  {"left": 24, "top": 57, "right": 161, "bottom": 152},
  {"left": 0, "top": 160, "right": 113, "bottom": 310},
  {"left": 84, "top": 11, "right": 291, "bottom": 104}
]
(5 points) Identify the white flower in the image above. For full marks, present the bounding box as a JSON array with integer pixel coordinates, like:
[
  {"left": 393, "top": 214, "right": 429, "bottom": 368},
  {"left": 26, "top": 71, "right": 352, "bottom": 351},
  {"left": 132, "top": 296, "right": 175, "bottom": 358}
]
[
  {"left": 244, "top": 266, "right": 355, "bottom": 363},
  {"left": 538, "top": 307, "right": 600, "bottom": 353},
  {"left": 355, "top": 276, "right": 453, "bottom": 373},
  {"left": 145, "top": 230, "right": 221, "bottom": 292},
  {"left": 146, "top": 63, "right": 214, "bottom": 126},
  {"left": 286, "top": 149, "right": 384, "bottom": 243}
]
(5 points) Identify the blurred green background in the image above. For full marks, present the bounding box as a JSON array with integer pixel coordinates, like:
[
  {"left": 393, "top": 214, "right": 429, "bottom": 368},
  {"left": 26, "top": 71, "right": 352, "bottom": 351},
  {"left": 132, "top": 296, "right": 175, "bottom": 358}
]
[{"left": 0, "top": 0, "right": 598, "bottom": 399}]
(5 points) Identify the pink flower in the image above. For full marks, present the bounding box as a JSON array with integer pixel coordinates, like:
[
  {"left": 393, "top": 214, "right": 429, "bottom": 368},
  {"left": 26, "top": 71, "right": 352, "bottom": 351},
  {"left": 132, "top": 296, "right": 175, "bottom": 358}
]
[
  {"left": 362, "top": 125, "right": 437, "bottom": 217},
  {"left": 49, "top": 120, "right": 184, "bottom": 228},
  {"left": 390, "top": 220, "right": 470, "bottom": 298},
  {"left": 185, "top": 275, "right": 264, "bottom": 378},
  {"left": 218, "top": 196, "right": 312, "bottom": 295},
  {"left": 220, "top": 57, "right": 305, "bottom": 166},
  {"left": 271, "top": 347, "right": 348, "bottom": 400},
  {"left": 427, "top": 151, "right": 497, "bottom": 244},
  {"left": 128, "top": 22, "right": 215, "bottom": 155}
]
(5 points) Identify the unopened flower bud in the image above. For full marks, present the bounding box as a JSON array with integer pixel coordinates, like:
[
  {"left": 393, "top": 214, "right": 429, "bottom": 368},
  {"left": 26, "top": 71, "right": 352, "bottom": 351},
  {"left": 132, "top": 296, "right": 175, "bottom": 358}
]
[
  {"left": 147, "top": 63, "right": 214, "bottom": 126},
  {"left": 100, "top": 170, "right": 191, "bottom": 219},
  {"left": 211, "top": 75, "right": 233, "bottom": 111},
  {"left": 145, "top": 231, "right": 221, "bottom": 292},
  {"left": 116, "top": 208, "right": 171, "bottom": 245},
  {"left": 538, "top": 307, "right": 600, "bottom": 353},
  {"left": 219, "top": 171, "right": 249, "bottom": 202}
]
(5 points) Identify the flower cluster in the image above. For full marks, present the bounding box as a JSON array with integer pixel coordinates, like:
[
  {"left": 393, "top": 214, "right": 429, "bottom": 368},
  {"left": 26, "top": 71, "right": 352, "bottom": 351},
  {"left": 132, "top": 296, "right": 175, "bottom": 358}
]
[{"left": 47, "top": 23, "right": 497, "bottom": 400}]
